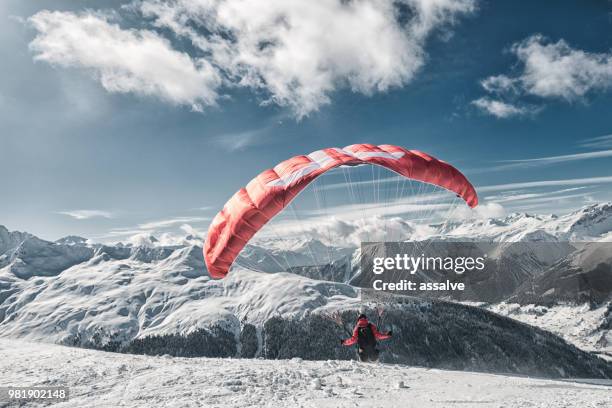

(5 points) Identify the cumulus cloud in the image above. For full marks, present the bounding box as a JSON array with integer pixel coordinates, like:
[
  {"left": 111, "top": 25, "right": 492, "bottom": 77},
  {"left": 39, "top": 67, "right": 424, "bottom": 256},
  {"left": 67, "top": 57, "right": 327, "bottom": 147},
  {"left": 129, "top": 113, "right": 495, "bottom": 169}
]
[
  {"left": 451, "top": 202, "right": 505, "bottom": 220},
  {"left": 57, "top": 209, "right": 114, "bottom": 220},
  {"left": 513, "top": 35, "right": 612, "bottom": 100},
  {"left": 473, "top": 35, "right": 612, "bottom": 118},
  {"left": 179, "top": 223, "right": 206, "bottom": 238},
  {"left": 29, "top": 0, "right": 474, "bottom": 118},
  {"left": 29, "top": 10, "right": 221, "bottom": 111},
  {"left": 146, "top": 0, "right": 475, "bottom": 117},
  {"left": 125, "top": 231, "right": 199, "bottom": 247},
  {"left": 262, "top": 215, "right": 421, "bottom": 247}
]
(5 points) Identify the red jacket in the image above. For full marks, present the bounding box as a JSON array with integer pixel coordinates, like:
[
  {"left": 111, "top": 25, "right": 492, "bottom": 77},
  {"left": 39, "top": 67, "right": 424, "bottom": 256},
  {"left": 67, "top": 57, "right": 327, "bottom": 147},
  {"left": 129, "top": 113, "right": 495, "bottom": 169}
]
[{"left": 341, "top": 317, "right": 391, "bottom": 346}]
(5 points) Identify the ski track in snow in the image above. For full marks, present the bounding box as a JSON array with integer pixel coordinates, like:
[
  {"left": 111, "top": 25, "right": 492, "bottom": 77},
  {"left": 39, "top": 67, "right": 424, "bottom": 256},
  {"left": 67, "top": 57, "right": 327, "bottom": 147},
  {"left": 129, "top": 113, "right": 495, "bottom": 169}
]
[{"left": 1, "top": 339, "right": 610, "bottom": 408}]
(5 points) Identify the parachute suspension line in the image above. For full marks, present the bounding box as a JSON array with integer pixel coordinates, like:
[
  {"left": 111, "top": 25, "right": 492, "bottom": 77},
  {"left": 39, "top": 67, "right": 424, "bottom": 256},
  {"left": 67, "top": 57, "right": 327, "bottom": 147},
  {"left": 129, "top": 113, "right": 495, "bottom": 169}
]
[
  {"left": 420, "top": 184, "right": 441, "bottom": 225},
  {"left": 375, "top": 165, "right": 389, "bottom": 242},
  {"left": 385, "top": 172, "right": 397, "bottom": 240},
  {"left": 436, "top": 193, "right": 461, "bottom": 236},
  {"left": 415, "top": 184, "right": 442, "bottom": 256},
  {"left": 341, "top": 167, "right": 356, "bottom": 207},
  {"left": 376, "top": 165, "right": 387, "bottom": 241},
  {"left": 418, "top": 193, "right": 461, "bottom": 259},
  {"left": 396, "top": 174, "right": 409, "bottom": 242},
  {"left": 315, "top": 173, "right": 336, "bottom": 268},
  {"left": 360, "top": 165, "right": 373, "bottom": 244},
  {"left": 394, "top": 173, "right": 402, "bottom": 242},
  {"left": 371, "top": 164, "right": 380, "bottom": 242},
  {"left": 287, "top": 201, "right": 321, "bottom": 272},
  {"left": 233, "top": 230, "right": 286, "bottom": 274},
  {"left": 231, "top": 230, "right": 269, "bottom": 273},
  {"left": 273, "top": 202, "right": 302, "bottom": 269},
  {"left": 341, "top": 165, "right": 361, "bottom": 245},
  {"left": 311, "top": 176, "right": 336, "bottom": 268},
  {"left": 409, "top": 180, "right": 435, "bottom": 259},
  {"left": 380, "top": 168, "right": 390, "bottom": 242},
  {"left": 371, "top": 165, "right": 379, "bottom": 240},
  {"left": 266, "top": 219, "right": 299, "bottom": 273},
  {"left": 277, "top": 201, "right": 310, "bottom": 273},
  {"left": 310, "top": 176, "right": 325, "bottom": 267},
  {"left": 352, "top": 164, "right": 371, "bottom": 244}
]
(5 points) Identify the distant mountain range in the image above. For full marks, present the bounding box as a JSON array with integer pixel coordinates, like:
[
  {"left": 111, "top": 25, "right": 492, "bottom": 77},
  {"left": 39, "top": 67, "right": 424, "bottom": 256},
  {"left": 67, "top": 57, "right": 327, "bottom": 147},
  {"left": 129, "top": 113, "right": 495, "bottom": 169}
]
[{"left": 1, "top": 203, "right": 611, "bottom": 375}]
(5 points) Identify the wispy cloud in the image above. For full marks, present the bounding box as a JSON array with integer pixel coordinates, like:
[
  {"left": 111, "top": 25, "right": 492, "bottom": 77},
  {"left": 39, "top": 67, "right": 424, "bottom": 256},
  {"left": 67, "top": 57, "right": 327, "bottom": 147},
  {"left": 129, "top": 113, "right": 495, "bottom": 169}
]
[
  {"left": 138, "top": 216, "right": 210, "bottom": 230},
  {"left": 496, "top": 192, "right": 586, "bottom": 207},
  {"left": 57, "top": 209, "right": 113, "bottom": 220},
  {"left": 484, "top": 187, "right": 586, "bottom": 203},
  {"left": 98, "top": 215, "right": 210, "bottom": 244},
  {"left": 580, "top": 134, "right": 612, "bottom": 149},
  {"left": 490, "top": 149, "right": 612, "bottom": 171},
  {"left": 212, "top": 126, "right": 272, "bottom": 152},
  {"left": 478, "top": 175, "right": 612, "bottom": 193}
]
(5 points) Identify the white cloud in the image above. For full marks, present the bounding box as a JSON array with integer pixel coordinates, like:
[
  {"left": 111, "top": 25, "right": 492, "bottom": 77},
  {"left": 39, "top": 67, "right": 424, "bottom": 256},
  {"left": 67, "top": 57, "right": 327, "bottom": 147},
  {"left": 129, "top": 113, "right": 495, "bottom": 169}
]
[
  {"left": 474, "top": 35, "right": 612, "bottom": 117},
  {"left": 138, "top": 216, "right": 209, "bottom": 230},
  {"left": 57, "top": 209, "right": 114, "bottom": 220},
  {"left": 179, "top": 223, "right": 206, "bottom": 238},
  {"left": 480, "top": 74, "right": 519, "bottom": 95},
  {"left": 490, "top": 149, "right": 612, "bottom": 170},
  {"left": 513, "top": 35, "right": 612, "bottom": 100},
  {"left": 262, "top": 215, "right": 424, "bottom": 247},
  {"left": 478, "top": 175, "right": 612, "bottom": 193},
  {"left": 450, "top": 202, "right": 505, "bottom": 220},
  {"left": 29, "top": 1, "right": 476, "bottom": 117},
  {"left": 29, "top": 11, "right": 221, "bottom": 111},
  {"left": 101, "top": 218, "right": 208, "bottom": 245},
  {"left": 580, "top": 134, "right": 612, "bottom": 149},
  {"left": 137, "top": 0, "right": 476, "bottom": 117},
  {"left": 471, "top": 97, "right": 533, "bottom": 118},
  {"left": 125, "top": 231, "right": 197, "bottom": 247},
  {"left": 212, "top": 127, "right": 270, "bottom": 151},
  {"left": 484, "top": 187, "right": 586, "bottom": 203}
]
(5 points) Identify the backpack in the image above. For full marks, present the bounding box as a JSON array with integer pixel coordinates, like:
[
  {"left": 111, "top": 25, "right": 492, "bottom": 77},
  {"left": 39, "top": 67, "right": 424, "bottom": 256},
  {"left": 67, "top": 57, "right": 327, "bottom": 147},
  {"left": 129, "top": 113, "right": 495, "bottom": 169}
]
[{"left": 357, "top": 323, "right": 376, "bottom": 348}]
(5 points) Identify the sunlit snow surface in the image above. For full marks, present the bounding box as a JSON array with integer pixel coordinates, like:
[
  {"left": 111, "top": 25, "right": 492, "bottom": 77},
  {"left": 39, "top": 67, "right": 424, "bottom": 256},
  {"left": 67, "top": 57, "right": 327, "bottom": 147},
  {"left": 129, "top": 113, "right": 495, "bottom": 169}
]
[
  {"left": 1, "top": 339, "right": 610, "bottom": 408},
  {"left": 488, "top": 302, "right": 612, "bottom": 358}
]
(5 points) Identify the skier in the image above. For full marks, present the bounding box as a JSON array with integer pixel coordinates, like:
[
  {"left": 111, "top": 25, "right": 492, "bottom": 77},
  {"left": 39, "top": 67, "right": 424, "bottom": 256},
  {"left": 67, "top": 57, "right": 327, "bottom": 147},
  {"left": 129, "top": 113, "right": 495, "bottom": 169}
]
[{"left": 340, "top": 314, "right": 392, "bottom": 362}]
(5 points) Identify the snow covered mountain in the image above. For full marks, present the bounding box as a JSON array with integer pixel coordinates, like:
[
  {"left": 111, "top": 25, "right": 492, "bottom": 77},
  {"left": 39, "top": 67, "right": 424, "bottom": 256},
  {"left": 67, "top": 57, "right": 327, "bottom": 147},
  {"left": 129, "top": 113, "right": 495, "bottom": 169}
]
[
  {"left": 1, "top": 203, "right": 612, "bottom": 377},
  {"left": 436, "top": 203, "right": 612, "bottom": 241}
]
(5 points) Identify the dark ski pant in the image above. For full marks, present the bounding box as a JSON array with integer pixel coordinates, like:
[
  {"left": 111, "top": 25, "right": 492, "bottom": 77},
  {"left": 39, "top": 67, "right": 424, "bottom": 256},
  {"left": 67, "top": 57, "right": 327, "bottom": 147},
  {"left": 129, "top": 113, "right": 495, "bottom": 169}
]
[{"left": 358, "top": 347, "right": 379, "bottom": 362}]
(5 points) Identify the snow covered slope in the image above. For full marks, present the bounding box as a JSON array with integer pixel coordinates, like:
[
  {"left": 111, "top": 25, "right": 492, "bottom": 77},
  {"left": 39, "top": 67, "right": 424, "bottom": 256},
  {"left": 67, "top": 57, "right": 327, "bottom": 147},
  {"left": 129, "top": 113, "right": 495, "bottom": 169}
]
[
  {"left": 1, "top": 339, "right": 610, "bottom": 408},
  {"left": 0, "top": 251, "right": 358, "bottom": 344},
  {"left": 1, "top": 203, "right": 612, "bottom": 378},
  {"left": 488, "top": 302, "right": 612, "bottom": 358}
]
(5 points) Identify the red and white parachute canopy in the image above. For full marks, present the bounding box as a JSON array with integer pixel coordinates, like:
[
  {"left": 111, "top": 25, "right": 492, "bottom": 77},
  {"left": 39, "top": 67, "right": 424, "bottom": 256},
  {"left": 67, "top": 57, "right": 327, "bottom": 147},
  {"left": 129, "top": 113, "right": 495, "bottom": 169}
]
[{"left": 204, "top": 144, "right": 478, "bottom": 279}]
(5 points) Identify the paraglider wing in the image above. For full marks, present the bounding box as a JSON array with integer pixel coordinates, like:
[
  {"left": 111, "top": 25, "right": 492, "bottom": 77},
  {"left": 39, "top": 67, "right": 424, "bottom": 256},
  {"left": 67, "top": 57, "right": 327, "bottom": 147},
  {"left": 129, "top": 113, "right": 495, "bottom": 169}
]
[{"left": 204, "top": 144, "right": 478, "bottom": 279}]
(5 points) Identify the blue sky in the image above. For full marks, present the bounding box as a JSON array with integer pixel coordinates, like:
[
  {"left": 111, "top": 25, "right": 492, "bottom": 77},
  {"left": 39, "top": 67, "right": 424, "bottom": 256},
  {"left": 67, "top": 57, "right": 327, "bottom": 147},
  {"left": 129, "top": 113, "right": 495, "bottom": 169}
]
[{"left": 1, "top": 0, "right": 612, "bottom": 242}]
